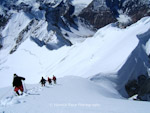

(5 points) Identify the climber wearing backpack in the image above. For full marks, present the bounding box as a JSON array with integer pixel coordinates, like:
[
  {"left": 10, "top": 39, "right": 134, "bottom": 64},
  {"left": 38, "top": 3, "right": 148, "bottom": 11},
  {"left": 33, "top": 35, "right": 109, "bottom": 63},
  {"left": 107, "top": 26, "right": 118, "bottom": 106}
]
[
  {"left": 48, "top": 77, "right": 52, "bottom": 85},
  {"left": 52, "top": 75, "right": 57, "bottom": 84},
  {"left": 12, "top": 73, "right": 25, "bottom": 96},
  {"left": 40, "top": 77, "right": 46, "bottom": 86}
]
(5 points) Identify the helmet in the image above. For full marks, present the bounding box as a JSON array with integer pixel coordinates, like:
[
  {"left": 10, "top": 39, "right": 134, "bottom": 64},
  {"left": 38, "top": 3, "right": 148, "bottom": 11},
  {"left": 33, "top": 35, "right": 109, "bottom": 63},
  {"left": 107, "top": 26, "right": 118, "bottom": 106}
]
[{"left": 14, "top": 73, "right": 17, "bottom": 77}]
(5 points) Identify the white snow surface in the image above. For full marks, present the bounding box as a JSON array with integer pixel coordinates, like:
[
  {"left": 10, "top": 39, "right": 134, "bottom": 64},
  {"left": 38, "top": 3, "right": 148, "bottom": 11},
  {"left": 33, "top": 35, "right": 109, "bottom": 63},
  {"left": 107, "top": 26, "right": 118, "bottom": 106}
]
[
  {"left": 0, "top": 17, "right": 150, "bottom": 89},
  {"left": 0, "top": 15, "right": 150, "bottom": 113},
  {"left": 72, "top": 0, "right": 92, "bottom": 5},
  {"left": 146, "top": 38, "right": 150, "bottom": 55},
  {"left": 72, "top": 0, "right": 93, "bottom": 15},
  {"left": 0, "top": 76, "right": 150, "bottom": 113},
  {"left": 0, "top": 11, "right": 32, "bottom": 59}
]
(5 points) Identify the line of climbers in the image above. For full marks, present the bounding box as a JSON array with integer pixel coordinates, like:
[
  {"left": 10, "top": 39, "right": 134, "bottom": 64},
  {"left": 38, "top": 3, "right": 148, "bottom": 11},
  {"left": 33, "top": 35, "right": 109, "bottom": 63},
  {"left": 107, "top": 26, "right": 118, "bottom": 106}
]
[
  {"left": 40, "top": 75, "right": 57, "bottom": 87},
  {"left": 12, "top": 73, "right": 57, "bottom": 96}
]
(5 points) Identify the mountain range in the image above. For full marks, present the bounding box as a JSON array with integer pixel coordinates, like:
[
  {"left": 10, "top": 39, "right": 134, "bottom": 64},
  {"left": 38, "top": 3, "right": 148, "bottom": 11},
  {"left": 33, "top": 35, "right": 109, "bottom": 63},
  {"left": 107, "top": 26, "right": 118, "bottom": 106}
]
[{"left": 0, "top": 0, "right": 150, "bottom": 112}]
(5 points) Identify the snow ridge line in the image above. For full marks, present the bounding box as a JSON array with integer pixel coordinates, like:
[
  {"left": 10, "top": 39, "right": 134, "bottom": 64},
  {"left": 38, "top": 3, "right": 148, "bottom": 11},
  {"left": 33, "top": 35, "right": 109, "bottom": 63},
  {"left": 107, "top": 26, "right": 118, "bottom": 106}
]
[{"left": 9, "top": 19, "right": 38, "bottom": 54}]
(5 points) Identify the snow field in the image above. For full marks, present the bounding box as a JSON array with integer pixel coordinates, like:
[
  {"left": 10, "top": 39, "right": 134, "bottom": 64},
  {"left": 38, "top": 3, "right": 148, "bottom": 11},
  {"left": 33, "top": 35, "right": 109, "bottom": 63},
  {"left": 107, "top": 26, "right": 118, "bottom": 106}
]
[{"left": 1, "top": 76, "right": 150, "bottom": 113}]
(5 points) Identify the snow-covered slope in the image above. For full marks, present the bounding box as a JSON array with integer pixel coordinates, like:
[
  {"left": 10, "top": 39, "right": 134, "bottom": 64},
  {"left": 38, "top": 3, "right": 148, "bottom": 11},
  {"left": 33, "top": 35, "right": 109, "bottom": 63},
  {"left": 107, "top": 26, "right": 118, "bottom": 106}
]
[
  {"left": 72, "top": 0, "right": 93, "bottom": 15},
  {"left": 0, "top": 10, "right": 150, "bottom": 113},
  {"left": 0, "top": 0, "right": 95, "bottom": 58},
  {"left": 1, "top": 76, "right": 150, "bottom": 113},
  {"left": 0, "top": 16, "right": 150, "bottom": 97}
]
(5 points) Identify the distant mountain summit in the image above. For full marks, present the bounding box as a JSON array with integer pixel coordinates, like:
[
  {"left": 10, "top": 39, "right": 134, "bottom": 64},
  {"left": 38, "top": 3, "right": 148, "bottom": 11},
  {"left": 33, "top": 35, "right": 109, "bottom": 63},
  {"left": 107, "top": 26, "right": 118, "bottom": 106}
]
[
  {"left": 79, "top": 0, "right": 150, "bottom": 28},
  {"left": 0, "top": 0, "right": 94, "bottom": 55},
  {"left": 0, "top": 0, "right": 150, "bottom": 55}
]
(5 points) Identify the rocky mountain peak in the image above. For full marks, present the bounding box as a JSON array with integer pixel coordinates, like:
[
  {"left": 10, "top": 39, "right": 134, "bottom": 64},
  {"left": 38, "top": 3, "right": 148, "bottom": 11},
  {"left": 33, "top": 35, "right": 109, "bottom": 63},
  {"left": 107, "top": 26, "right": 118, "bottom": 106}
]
[{"left": 79, "top": 0, "right": 150, "bottom": 29}]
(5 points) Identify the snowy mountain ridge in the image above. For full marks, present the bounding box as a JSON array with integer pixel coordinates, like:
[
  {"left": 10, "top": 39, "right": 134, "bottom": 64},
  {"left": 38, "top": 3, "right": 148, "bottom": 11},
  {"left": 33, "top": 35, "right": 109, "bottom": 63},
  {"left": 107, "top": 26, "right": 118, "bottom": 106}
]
[
  {"left": 0, "top": 0, "right": 95, "bottom": 59},
  {"left": 79, "top": 0, "right": 150, "bottom": 28},
  {"left": 0, "top": 0, "right": 150, "bottom": 112},
  {"left": 0, "top": 16, "right": 150, "bottom": 93},
  {"left": 0, "top": 0, "right": 150, "bottom": 98}
]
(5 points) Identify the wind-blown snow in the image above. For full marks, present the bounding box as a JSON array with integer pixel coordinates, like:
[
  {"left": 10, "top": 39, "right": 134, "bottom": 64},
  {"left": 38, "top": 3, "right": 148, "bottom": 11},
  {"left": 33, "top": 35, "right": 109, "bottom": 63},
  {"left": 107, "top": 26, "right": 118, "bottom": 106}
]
[{"left": 117, "top": 13, "right": 132, "bottom": 25}]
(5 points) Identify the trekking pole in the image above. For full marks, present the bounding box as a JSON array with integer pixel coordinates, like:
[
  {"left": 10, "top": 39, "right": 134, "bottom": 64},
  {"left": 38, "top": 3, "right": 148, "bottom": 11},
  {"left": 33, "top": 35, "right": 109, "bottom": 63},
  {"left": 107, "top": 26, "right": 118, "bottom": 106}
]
[{"left": 23, "top": 81, "right": 27, "bottom": 93}]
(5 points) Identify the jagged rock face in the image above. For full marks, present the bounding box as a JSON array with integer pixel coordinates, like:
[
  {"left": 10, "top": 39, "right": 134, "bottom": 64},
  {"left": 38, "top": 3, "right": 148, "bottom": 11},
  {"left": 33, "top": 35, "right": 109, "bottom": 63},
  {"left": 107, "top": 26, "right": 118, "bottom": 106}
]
[
  {"left": 0, "top": 0, "right": 95, "bottom": 56},
  {"left": 129, "top": 7, "right": 150, "bottom": 23},
  {"left": 39, "top": 1, "right": 75, "bottom": 47},
  {"left": 125, "top": 75, "right": 150, "bottom": 101},
  {"left": 0, "top": 15, "right": 8, "bottom": 27},
  {"left": 125, "top": 79, "right": 139, "bottom": 97},
  {"left": 122, "top": 0, "right": 150, "bottom": 23},
  {"left": 79, "top": 0, "right": 150, "bottom": 29},
  {"left": 40, "top": 1, "right": 75, "bottom": 28},
  {"left": 79, "top": 2, "right": 116, "bottom": 28},
  {"left": 79, "top": 1, "right": 117, "bottom": 28},
  {"left": 0, "top": 0, "right": 75, "bottom": 54},
  {"left": 0, "top": 34, "right": 2, "bottom": 49}
]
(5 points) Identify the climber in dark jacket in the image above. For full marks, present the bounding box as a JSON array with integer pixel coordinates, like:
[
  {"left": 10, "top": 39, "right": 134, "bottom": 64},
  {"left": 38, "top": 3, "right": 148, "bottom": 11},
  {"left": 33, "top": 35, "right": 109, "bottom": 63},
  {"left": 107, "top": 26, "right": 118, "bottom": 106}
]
[
  {"left": 40, "top": 77, "right": 46, "bottom": 87},
  {"left": 13, "top": 73, "right": 25, "bottom": 96}
]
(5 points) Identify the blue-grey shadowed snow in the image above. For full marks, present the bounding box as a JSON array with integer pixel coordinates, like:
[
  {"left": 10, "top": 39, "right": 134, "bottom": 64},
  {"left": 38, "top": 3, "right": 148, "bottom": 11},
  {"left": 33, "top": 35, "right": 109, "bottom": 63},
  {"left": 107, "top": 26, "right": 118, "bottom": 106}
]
[
  {"left": 137, "top": 29, "right": 150, "bottom": 45},
  {"left": 30, "top": 37, "right": 45, "bottom": 47},
  {"left": 117, "top": 28, "right": 150, "bottom": 97},
  {"left": 30, "top": 35, "right": 72, "bottom": 50}
]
